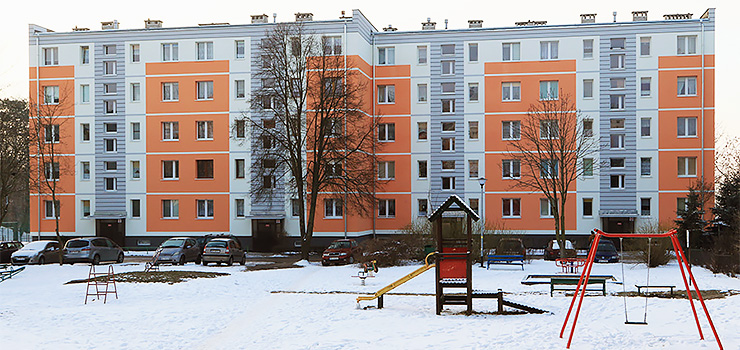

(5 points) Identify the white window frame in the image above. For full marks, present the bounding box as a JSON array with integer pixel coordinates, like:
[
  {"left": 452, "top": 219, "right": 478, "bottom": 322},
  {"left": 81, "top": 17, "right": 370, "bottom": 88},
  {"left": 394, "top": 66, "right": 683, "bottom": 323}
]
[
  {"left": 378, "top": 199, "right": 395, "bottom": 218},
  {"left": 162, "top": 121, "right": 179, "bottom": 141},
  {"left": 162, "top": 82, "right": 179, "bottom": 101},
  {"left": 325, "top": 198, "right": 344, "bottom": 218},
  {"left": 641, "top": 117, "right": 651, "bottom": 137},
  {"left": 196, "top": 81, "right": 214, "bottom": 100},
  {"left": 502, "top": 159, "right": 520, "bottom": 179},
  {"left": 378, "top": 85, "right": 395, "bottom": 104},
  {"left": 677, "top": 157, "right": 697, "bottom": 177},
  {"left": 131, "top": 83, "right": 141, "bottom": 102},
  {"left": 162, "top": 43, "right": 179, "bottom": 61},
  {"left": 44, "top": 200, "right": 59, "bottom": 218},
  {"left": 468, "top": 83, "right": 479, "bottom": 102},
  {"left": 418, "top": 160, "right": 428, "bottom": 179},
  {"left": 441, "top": 137, "right": 456, "bottom": 152},
  {"left": 540, "top": 159, "right": 559, "bottom": 179},
  {"left": 539, "top": 81, "right": 559, "bottom": 100},
  {"left": 677, "top": 117, "right": 697, "bottom": 137},
  {"left": 540, "top": 198, "right": 555, "bottom": 217},
  {"left": 235, "top": 159, "right": 246, "bottom": 179},
  {"left": 502, "top": 82, "right": 521, "bottom": 101},
  {"left": 378, "top": 47, "right": 395, "bottom": 65},
  {"left": 81, "top": 200, "right": 91, "bottom": 218},
  {"left": 131, "top": 44, "right": 140, "bottom": 63},
  {"left": 468, "top": 159, "right": 479, "bottom": 178},
  {"left": 441, "top": 99, "right": 455, "bottom": 113},
  {"left": 162, "top": 199, "right": 179, "bottom": 219},
  {"left": 583, "top": 39, "right": 593, "bottom": 59},
  {"left": 44, "top": 124, "right": 60, "bottom": 143},
  {"left": 131, "top": 122, "right": 141, "bottom": 141},
  {"left": 583, "top": 158, "right": 594, "bottom": 177},
  {"left": 131, "top": 160, "right": 141, "bottom": 179},
  {"left": 441, "top": 177, "right": 455, "bottom": 190},
  {"left": 610, "top": 134, "right": 625, "bottom": 149},
  {"left": 378, "top": 123, "right": 395, "bottom": 142},
  {"left": 235, "top": 198, "right": 246, "bottom": 218},
  {"left": 103, "top": 61, "right": 117, "bottom": 75},
  {"left": 468, "top": 43, "right": 478, "bottom": 62},
  {"left": 131, "top": 199, "right": 141, "bottom": 218},
  {"left": 196, "top": 199, "right": 215, "bottom": 219},
  {"left": 610, "top": 95, "right": 625, "bottom": 110},
  {"left": 418, "top": 199, "right": 428, "bottom": 217},
  {"left": 677, "top": 35, "right": 697, "bottom": 55},
  {"left": 502, "top": 121, "right": 521, "bottom": 140},
  {"left": 540, "top": 41, "right": 558, "bottom": 60},
  {"left": 502, "top": 42, "right": 520, "bottom": 61},
  {"left": 235, "top": 80, "right": 246, "bottom": 99},
  {"left": 235, "top": 40, "right": 245, "bottom": 59},
  {"left": 43, "top": 86, "right": 59, "bottom": 105},
  {"left": 196, "top": 120, "right": 214, "bottom": 140},
  {"left": 641, "top": 157, "right": 652, "bottom": 177},
  {"left": 640, "top": 37, "right": 651, "bottom": 56},
  {"left": 610, "top": 54, "right": 625, "bottom": 69},
  {"left": 104, "top": 177, "right": 117, "bottom": 191},
  {"left": 417, "top": 46, "right": 427, "bottom": 64},
  {"left": 80, "top": 84, "right": 90, "bottom": 104},
  {"left": 441, "top": 82, "right": 455, "bottom": 94},
  {"left": 43, "top": 47, "right": 59, "bottom": 66},
  {"left": 81, "top": 46, "right": 90, "bottom": 65},
  {"left": 417, "top": 122, "right": 428, "bottom": 141},
  {"left": 582, "top": 198, "right": 593, "bottom": 217},
  {"left": 502, "top": 198, "right": 521, "bottom": 218},
  {"left": 162, "top": 160, "right": 179, "bottom": 180},
  {"left": 441, "top": 60, "right": 455, "bottom": 75},
  {"left": 196, "top": 42, "right": 214, "bottom": 61},
  {"left": 540, "top": 120, "right": 559, "bottom": 140},
  {"left": 610, "top": 175, "right": 626, "bottom": 189},
  {"left": 641, "top": 198, "right": 651, "bottom": 217},
  {"left": 641, "top": 77, "right": 651, "bottom": 97},
  {"left": 677, "top": 76, "right": 697, "bottom": 96},
  {"left": 468, "top": 121, "right": 479, "bottom": 140},
  {"left": 322, "top": 36, "right": 342, "bottom": 56},
  {"left": 378, "top": 161, "right": 396, "bottom": 180},
  {"left": 417, "top": 83, "right": 428, "bottom": 102},
  {"left": 104, "top": 138, "right": 117, "bottom": 153},
  {"left": 583, "top": 79, "right": 594, "bottom": 99},
  {"left": 81, "top": 161, "right": 90, "bottom": 180}
]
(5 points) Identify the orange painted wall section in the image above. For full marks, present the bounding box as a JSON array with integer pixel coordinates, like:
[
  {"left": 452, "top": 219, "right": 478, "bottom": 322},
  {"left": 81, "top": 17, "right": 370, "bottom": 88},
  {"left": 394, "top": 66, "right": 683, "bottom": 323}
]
[
  {"left": 29, "top": 195, "right": 76, "bottom": 233},
  {"left": 146, "top": 154, "right": 230, "bottom": 193},
  {"left": 377, "top": 116, "right": 410, "bottom": 154},
  {"left": 658, "top": 68, "right": 714, "bottom": 109},
  {"left": 145, "top": 75, "right": 229, "bottom": 115},
  {"left": 484, "top": 193, "right": 577, "bottom": 231},
  {"left": 375, "top": 79, "right": 410, "bottom": 116},
  {"left": 657, "top": 150, "right": 714, "bottom": 191},
  {"left": 145, "top": 114, "right": 230, "bottom": 153},
  {"left": 658, "top": 55, "right": 715, "bottom": 69},
  {"left": 375, "top": 65, "right": 410, "bottom": 78},
  {"left": 375, "top": 155, "right": 411, "bottom": 193},
  {"left": 146, "top": 61, "right": 230, "bottom": 75},
  {"left": 29, "top": 66, "right": 75, "bottom": 80},
  {"left": 657, "top": 110, "right": 714, "bottom": 150},
  {"left": 146, "top": 194, "right": 229, "bottom": 232},
  {"left": 29, "top": 79, "right": 76, "bottom": 117},
  {"left": 484, "top": 60, "right": 576, "bottom": 75},
  {"left": 485, "top": 73, "right": 576, "bottom": 114}
]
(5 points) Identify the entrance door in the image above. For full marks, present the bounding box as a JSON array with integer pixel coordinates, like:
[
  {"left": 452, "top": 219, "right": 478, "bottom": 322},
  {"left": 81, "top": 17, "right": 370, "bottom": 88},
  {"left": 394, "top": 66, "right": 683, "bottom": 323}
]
[
  {"left": 96, "top": 219, "right": 126, "bottom": 247},
  {"left": 251, "top": 219, "right": 282, "bottom": 252},
  {"left": 603, "top": 217, "right": 634, "bottom": 234}
]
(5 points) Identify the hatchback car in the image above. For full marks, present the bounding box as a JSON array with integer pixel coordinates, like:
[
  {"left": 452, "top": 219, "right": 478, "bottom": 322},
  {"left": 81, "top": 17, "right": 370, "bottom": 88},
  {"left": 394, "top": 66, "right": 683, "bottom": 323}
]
[
  {"left": 321, "top": 239, "right": 359, "bottom": 266},
  {"left": 593, "top": 240, "right": 620, "bottom": 263},
  {"left": 202, "top": 238, "right": 246, "bottom": 266},
  {"left": 495, "top": 238, "right": 527, "bottom": 259},
  {"left": 63, "top": 237, "right": 124, "bottom": 265},
  {"left": 544, "top": 240, "right": 577, "bottom": 260},
  {"left": 11, "top": 240, "right": 60, "bottom": 265},
  {"left": 0, "top": 241, "right": 23, "bottom": 263},
  {"left": 155, "top": 237, "right": 201, "bottom": 265}
]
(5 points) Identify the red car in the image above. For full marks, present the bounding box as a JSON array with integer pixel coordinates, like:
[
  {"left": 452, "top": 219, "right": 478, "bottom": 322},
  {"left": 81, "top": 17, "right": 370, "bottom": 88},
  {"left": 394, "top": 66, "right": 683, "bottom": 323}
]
[{"left": 321, "top": 239, "right": 358, "bottom": 266}]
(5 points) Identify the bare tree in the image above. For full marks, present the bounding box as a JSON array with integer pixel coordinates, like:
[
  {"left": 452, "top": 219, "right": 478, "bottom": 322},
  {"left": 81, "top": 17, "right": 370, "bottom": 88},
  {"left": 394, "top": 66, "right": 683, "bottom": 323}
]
[
  {"left": 0, "top": 99, "right": 29, "bottom": 232},
  {"left": 505, "top": 93, "right": 599, "bottom": 258},
  {"left": 236, "top": 22, "right": 379, "bottom": 259}
]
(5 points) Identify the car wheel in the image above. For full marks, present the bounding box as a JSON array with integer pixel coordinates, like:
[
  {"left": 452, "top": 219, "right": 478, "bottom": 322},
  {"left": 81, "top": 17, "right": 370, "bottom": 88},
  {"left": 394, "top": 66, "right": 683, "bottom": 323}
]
[
  {"left": 227, "top": 256, "right": 233, "bottom": 266},
  {"left": 178, "top": 255, "right": 186, "bottom": 266},
  {"left": 216, "top": 261, "right": 221, "bottom": 266},
  {"left": 348, "top": 256, "right": 355, "bottom": 264},
  {"left": 322, "top": 261, "right": 329, "bottom": 266},
  {"left": 38, "top": 256, "right": 45, "bottom": 265},
  {"left": 117, "top": 253, "right": 124, "bottom": 264},
  {"left": 195, "top": 255, "right": 202, "bottom": 264},
  {"left": 202, "top": 260, "right": 208, "bottom": 266},
  {"left": 92, "top": 255, "right": 100, "bottom": 265}
]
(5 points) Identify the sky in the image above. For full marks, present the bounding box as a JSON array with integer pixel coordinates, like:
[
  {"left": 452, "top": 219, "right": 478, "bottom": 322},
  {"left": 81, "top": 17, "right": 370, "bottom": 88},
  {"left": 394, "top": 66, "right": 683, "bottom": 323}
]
[{"left": 0, "top": 0, "right": 735, "bottom": 139}]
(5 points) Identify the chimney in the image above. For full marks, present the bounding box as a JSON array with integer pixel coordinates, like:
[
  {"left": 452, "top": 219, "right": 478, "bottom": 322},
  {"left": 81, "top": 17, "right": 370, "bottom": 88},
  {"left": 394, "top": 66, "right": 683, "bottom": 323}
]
[
  {"left": 72, "top": 26, "right": 90, "bottom": 31},
  {"left": 295, "top": 12, "right": 313, "bottom": 21},
  {"left": 144, "top": 19, "right": 162, "bottom": 29},
  {"left": 632, "top": 11, "right": 648, "bottom": 21},
  {"left": 101, "top": 20, "right": 119, "bottom": 30},
  {"left": 468, "top": 20, "right": 483, "bottom": 28},
  {"left": 663, "top": 13, "right": 693, "bottom": 20},
  {"left": 580, "top": 14, "right": 596, "bottom": 24},
  {"left": 422, "top": 18, "right": 436, "bottom": 30},
  {"left": 383, "top": 24, "right": 397, "bottom": 32},
  {"left": 198, "top": 22, "right": 229, "bottom": 26},
  {"left": 251, "top": 14, "right": 269, "bottom": 24},
  {"left": 340, "top": 10, "right": 351, "bottom": 19},
  {"left": 515, "top": 20, "right": 547, "bottom": 27}
]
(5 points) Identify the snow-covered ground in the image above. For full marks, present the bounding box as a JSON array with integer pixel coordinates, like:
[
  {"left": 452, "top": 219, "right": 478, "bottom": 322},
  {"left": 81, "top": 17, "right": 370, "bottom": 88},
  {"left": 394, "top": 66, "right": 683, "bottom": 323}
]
[{"left": 0, "top": 259, "right": 738, "bottom": 349}]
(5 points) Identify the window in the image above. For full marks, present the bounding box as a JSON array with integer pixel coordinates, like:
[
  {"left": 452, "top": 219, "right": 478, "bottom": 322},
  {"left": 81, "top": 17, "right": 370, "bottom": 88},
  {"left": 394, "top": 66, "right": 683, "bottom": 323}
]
[
  {"left": 418, "top": 160, "right": 428, "bottom": 179},
  {"left": 441, "top": 160, "right": 455, "bottom": 171},
  {"left": 641, "top": 118, "right": 651, "bottom": 137},
  {"left": 640, "top": 37, "right": 651, "bottom": 56},
  {"left": 540, "top": 41, "right": 558, "bottom": 60},
  {"left": 196, "top": 81, "right": 214, "bottom": 100},
  {"left": 611, "top": 118, "right": 625, "bottom": 129},
  {"left": 104, "top": 177, "right": 117, "bottom": 191},
  {"left": 131, "top": 160, "right": 141, "bottom": 179},
  {"left": 43, "top": 47, "right": 58, "bottom": 66},
  {"left": 441, "top": 60, "right": 455, "bottom": 75},
  {"left": 641, "top": 157, "right": 651, "bottom": 176},
  {"left": 43, "top": 86, "right": 59, "bottom": 105},
  {"left": 417, "top": 46, "right": 427, "bottom": 64},
  {"left": 104, "top": 138, "right": 117, "bottom": 152},
  {"left": 610, "top": 134, "right": 625, "bottom": 149},
  {"left": 162, "top": 160, "right": 179, "bottom": 179},
  {"left": 610, "top": 54, "right": 625, "bottom": 69},
  {"left": 418, "top": 199, "right": 429, "bottom": 216},
  {"left": 44, "top": 200, "right": 59, "bottom": 218},
  {"left": 610, "top": 78, "right": 626, "bottom": 89},
  {"left": 322, "top": 36, "right": 342, "bottom": 55},
  {"left": 131, "top": 122, "right": 141, "bottom": 140},
  {"left": 103, "top": 61, "right": 116, "bottom": 75},
  {"left": 131, "top": 83, "right": 141, "bottom": 102},
  {"left": 441, "top": 44, "right": 455, "bottom": 55},
  {"left": 261, "top": 135, "right": 274, "bottom": 149},
  {"left": 162, "top": 121, "right": 179, "bottom": 140},
  {"left": 540, "top": 120, "right": 559, "bottom": 139},
  {"left": 79, "top": 123, "right": 90, "bottom": 142},
  {"left": 131, "top": 44, "right": 140, "bottom": 63},
  {"left": 162, "top": 199, "right": 179, "bottom": 218},
  {"left": 677, "top": 157, "right": 697, "bottom": 177},
  {"left": 417, "top": 84, "right": 427, "bottom": 102},
  {"left": 441, "top": 82, "right": 455, "bottom": 94},
  {"left": 469, "top": 160, "right": 479, "bottom": 178},
  {"left": 441, "top": 137, "right": 455, "bottom": 151},
  {"left": 469, "top": 43, "right": 478, "bottom": 62},
  {"left": 131, "top": 199, "right": 141, "bottom": 218},
  {"left": 442, "top": 122, "right": 455, "bottom": 132},
  {"left": 325, "top": 199, "right": 343, "bottom": 218},
  {"left": 80, "top": 46, "right": 90, "bottom": 64},
  {"left": 502, "top": 121, "right": 521, "bottom": 140},
  {"left": 641, "top": 198, "right": 651, "bottom": 216},
  {"left": 104, "top": 161, "right": 117, "bottom": 171},
  {"left": 235, "top": 40, "right": 245, "bottom": 59},
  {"left": 539, "top": 81, "right": 559, "bottom": 100},
  {"left": 197, "top": 199, "right": 214, "bottom": 218},
  {"left": 503, "top": 42, "right": 520, "bottom": 61},
  {"left": 677, "top": 35, "right": 697, "bottom": 55},
  {"left": 641, "top": 77, "right": 651, "bottom": 97},
  {"left": 291, "top": 37, "right": 301, "bottom": 57},
  {"left": 610, "top": 175, "right": 625, "bottom": 189},
  {"left": 468, "top": 121, "right": 479, "bottom": 140},
  {"left": 81, "top": 161, "right": 90, "bottom": 180},
  {"left": 677, "top": 117, "right": 697, "bottom": 137},
  {"left": 43, "top": 124, "right": 59, "bottom": 143},
  {"left": 378, "top": 123, "right": 395, "bottom": 141},
  {"left": 378, "top": 85, "right": 395, "bottom": 104},
  {"left": 291, "top": 199, "right": 300, "bottom": 217},
  {"left": 576, "top": 198, "right": 592, "bottom": 218},
  {"left": 80, "top": 84, "right": 90, "bottom": 103},
  {"left": 261, "top": 95, "right": 275, "bottom": 110},
  {"left": 502, "top": 82, "right": 521, "bottom": 101},
  {"left": 540, "top": 198, "right": 555, "bottom": 217},
  {"left": 262, "top": 55, "right": 271, "bottom": 69},
  {"left": 103, "top": 83, "right": 116, "bottom": 95},
  {"left": 325, "top": 160, "right": 342, "bottom": 178},
  {"left": 378, "top": 47, "right": 395, "bottom": 65},
  {"left": 610, "top": 95, "right": 625, "bottom": 110},
  {"left": 235, "top": 80, "right": 246, "bottom": 99},
  {"left": 235, "top": 159, "right": 245, "bottom": 179},
  {"left": 583, "top": 79, "right": 593, "bottom": 98},
  {"left": 441, "top": 99, "right": 455, "bottom": 113},
  {"left": 103, "top": 100, "right": 116, "bottom": 114},
  {"left": 610, "top": 158, "right": 625, "bottom": 168},
  {"left": 677, "top": 77, "right": 697, "bottom": 96},
  {"left": 441, "top": 177, "right": 455, "bottom": 190},
  {"left": 162, "top": 43, "right": 179, "bottom": 61},
  {"left": 263, "top": 176, "right": 275, "bottom": 188},
  {"left": 540, "top": 159, "right": 559, "bottom": 179},
  {"left": 469, "top": 199, "right": 479, "bottom": 214},
  {"left": 196, "top": 160, "right": 214, "bottom": 179},
  {"left": 502, "top": 159, "right": 520, "bottom": 179},
  {"left": 378, "top": 161, "right": 395, "bottom": 180},
  {"left": 235, "top": 120, "right": 246, "bottom": 139},
  {"left": 418, "top": 122, "right": 428, "bottom": 140},
  {"left": 162, "top": 82, "right": 179, "bottom": 101},
  {"left": 104, "top": 45, "right": 116, "bottom": 55},
  {"left": 502, "top": 198, "right": 521, "bottom": 218},
  {"left": 196, "top": 121, "right": 214, "bottom": 140},
  {"left": 583, "top": 158, "right": 594, "bottom": 177},
  {"left": 235, "top": 199, "right": 245, "bottom": 218},
  {"left": 583, "top": 39, "right": 593, "bottom": 58},
  {"left": 677, "top": 198, "right": 688, "bottom": 212},
  {"left": 610, "top": 38, "right": 625, "bottom": 50},
  {"left": 583, "top": 119, "right": 593, "bottom": 137},
  {"left": 104, "top": 122, "right": 117, "bottom": 133},
  {"left": 44, "top": 162, "right": 59, "bottom": 180}
]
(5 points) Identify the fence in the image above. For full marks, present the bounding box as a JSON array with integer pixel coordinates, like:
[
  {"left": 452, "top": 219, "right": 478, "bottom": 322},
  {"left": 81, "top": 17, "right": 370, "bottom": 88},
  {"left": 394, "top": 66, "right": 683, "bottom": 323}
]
[{"left": 0, "top": 227, "right": 31, "bottom": 242}]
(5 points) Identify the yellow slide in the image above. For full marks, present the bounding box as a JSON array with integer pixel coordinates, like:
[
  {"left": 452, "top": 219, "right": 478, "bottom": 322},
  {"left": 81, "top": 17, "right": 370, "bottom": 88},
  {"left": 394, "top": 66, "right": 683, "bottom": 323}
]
[{"left": 356, "top": 252, "right": 435, "bottom": 305}]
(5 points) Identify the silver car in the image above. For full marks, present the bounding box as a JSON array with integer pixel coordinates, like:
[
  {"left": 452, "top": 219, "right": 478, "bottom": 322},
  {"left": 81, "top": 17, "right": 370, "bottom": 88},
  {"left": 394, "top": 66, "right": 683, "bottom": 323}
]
[
  {"left": 154, "top": 237, "right": 201, "bottom": 265},
  {"left": 11, "top": 240, "right": 61, "bottom": 265},
  {"left": 63, "top": 237, "right": 124, "bottom": 265},
  {"left": 202, "top": 238, "right": 246, "bottom": 266}
]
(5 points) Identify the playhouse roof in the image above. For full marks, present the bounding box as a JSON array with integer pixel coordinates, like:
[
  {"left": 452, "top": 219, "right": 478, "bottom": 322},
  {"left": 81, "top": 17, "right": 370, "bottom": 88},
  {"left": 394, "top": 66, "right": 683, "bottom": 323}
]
[{"left": 427, "top": 195, "right": 481, "bottom": 222}]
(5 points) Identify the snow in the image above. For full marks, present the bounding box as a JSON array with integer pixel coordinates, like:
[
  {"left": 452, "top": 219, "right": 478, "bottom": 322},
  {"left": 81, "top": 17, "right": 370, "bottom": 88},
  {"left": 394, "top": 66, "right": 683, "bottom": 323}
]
[{"left": 0, "top": 259, "right": 738, "bottom": 349}]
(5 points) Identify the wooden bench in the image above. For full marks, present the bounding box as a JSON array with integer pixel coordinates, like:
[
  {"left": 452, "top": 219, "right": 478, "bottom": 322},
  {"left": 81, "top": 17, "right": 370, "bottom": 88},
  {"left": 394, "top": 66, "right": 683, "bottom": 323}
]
[
  {"left": 550, "top": 277, "right": 606, "bottom": 296},
  {"left": 487, "top": 255, "right": 525, "bottom": 270},
  {"left": 635, "top": 285, "right": 676, "bottom": 296}
]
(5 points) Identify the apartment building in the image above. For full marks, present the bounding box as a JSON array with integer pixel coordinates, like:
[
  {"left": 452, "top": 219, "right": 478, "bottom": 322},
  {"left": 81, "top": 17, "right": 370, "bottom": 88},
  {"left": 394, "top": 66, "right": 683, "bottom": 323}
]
[{"left": 28, "top": 9, "right": 715, "bottom": 250}]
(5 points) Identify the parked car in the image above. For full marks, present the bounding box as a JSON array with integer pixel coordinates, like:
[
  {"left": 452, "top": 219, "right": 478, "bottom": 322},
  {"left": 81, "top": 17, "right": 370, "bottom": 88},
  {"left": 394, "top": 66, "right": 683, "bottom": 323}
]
[
  {"left": 202, "top": 238, "right": 246, "bottom": 266},
  {"left": 495, "top": 238, "right": 527, "bottom": 259},
  {"left": 544, "top": 240, "right": 577, "bottom": 260},
  {"left": 11, "top": 240, "right": 60, "bottom": 265},
  {"left": 155, "top": 237, "right": 201, "bottom": 265},
  {"left": 197, "top": 234, "right": 246, "bottom": 252},
  {"left": 63, "top": 237, "right": 124, "bottom": 265},
  {"left": 593, "top": 240, "right": 620, "bottom": 263},
  {"left": 0, "top": 241, "right": 23, "bottom": 264},
  {"left": 322, "top": 239, "right": 359, "bottom": 266}
]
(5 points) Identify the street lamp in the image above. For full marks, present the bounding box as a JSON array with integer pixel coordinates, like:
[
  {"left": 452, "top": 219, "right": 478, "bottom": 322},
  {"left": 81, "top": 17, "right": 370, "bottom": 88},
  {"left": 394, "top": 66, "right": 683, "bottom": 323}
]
[{"left": 478, "top": 177, "right": 487, "bottom": 267}]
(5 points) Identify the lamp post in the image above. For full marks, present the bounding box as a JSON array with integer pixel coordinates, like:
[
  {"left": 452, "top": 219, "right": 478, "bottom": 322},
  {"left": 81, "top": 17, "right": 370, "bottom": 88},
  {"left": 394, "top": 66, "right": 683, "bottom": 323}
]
[{"left": 478, "top": 177, "right": 487, "bottom": 267}]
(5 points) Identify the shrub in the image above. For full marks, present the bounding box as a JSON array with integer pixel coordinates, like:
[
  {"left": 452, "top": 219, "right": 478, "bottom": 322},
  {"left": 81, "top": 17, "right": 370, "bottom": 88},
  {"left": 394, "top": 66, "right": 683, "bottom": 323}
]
[{"left": 627, "top": 220, "right": 673, "bottom": 267}]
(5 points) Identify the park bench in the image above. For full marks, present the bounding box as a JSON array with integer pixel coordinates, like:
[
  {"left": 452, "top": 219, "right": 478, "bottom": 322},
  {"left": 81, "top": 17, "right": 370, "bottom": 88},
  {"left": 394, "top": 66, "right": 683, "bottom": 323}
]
[
  {"left": 550, "top": 277, "right": 607, "bottom": 296},
  {"left": 635, "top": 285, "right": 676, "bottom": 296},
  {"left": 487, "top": 255, "right": 525, "bottom": 270}
]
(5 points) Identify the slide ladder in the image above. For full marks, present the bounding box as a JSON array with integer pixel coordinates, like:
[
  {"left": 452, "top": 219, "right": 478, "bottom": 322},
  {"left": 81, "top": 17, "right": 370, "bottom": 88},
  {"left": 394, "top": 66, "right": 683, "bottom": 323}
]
[{"left": 356, "top": 252, "right": 435, "bottom": 309}]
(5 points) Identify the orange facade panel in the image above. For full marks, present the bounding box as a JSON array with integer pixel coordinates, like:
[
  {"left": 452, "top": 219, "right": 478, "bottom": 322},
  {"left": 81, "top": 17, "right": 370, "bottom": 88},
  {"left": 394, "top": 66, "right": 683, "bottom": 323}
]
[
  {"left": 374, "top": 65, "right": 410, "bottom": 78},
  {"left": 29, "top": 79, "right": 76, "bottom": 117},
  {"left": 375, "top": 78, "right": 410, "bottom": 116},
  {"left": 29, "top": 66, "right": 75, "bottom": 80},
  {"left": 377, "top": 116, "right": 410, "bottom": 153},
  {"left": 658, "top": 55, "right": 715, "bottom": 69},
  {"left": 146, "top": 61, "right": 229, "bottom": 75},
  {"left": 376, "top": 155, "right": 411, "bottom": 193},
  {"left": 29, "top": 195, "right": 76, "bottom": 233},
  {"left": 484, "top": 114, "right": 522, "bottom": 152},
  {"left": 484, "top": 193, "right": 577, "bottom": 231},
  {"left": 658, "top": 68, "right": 714, "bottom": 109},
  {"left": 145, "top": 114, "right": 230, "bottom": 153},
  {"left": 374, "top": 194, "right": 411, "bottom": 230},
  {"left": 146, "top": 194, "right": 229, "bottom": 232},
  {"left": 484, "top": 60, "right": 576, "bottom": 75},
  {"left": 146, "top": 154, "right": 230, "bottom": 193},
  {"left": 657, "top": 150, "right": 714, "bottom": 191},
  {"left": 657, "top": 110, "right": 714, "bottom": 150},
  {"left": 484, "top": 73, "right": 576, "bottom": 114}
]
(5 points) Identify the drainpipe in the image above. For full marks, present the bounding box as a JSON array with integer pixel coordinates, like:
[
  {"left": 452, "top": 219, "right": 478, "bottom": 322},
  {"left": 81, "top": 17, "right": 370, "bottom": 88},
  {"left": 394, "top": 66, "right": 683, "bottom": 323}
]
[
  {"left": 343, "top": 16, "right": 348, "bottom": 239},
  {"left": 700, "top": 19, "right": 706, "bottom": 218},
  {"left": 372, "top": 31, "right": 376, "bottom": 239},
  {"left": 35, "top": 32, "right": 41, "bottom": 241}
]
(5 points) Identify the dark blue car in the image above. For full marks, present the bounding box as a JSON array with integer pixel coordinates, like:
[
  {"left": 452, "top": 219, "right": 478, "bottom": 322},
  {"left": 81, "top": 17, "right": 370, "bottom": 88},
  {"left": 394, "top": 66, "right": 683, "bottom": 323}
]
[{"left": 593, "top": 240, "right": 619, "bottom": 263}]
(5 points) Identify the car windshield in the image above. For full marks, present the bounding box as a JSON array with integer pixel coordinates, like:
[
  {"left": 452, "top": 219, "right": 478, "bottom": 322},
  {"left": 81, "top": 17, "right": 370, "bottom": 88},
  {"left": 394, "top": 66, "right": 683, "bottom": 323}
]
[
  {"left": 161, "top": 239, "right": 185, "bottom": 248},
  {"left": 328, "top": 241, "right": 351, "bottom": 249},
  {"left": 598, "top": 243, "right": 616, "bottom": 252},
  {"left": 499, "top": 241, "right": 521, "bottom": 250},
  {"left": 206, "top": 241, "right": 228, "bottom": 248},
  {"left": 20, "top": 241, "right": 49, "bottom": 251},
  {"left": 66, "top": 240, "right": 89, "bottom": 248},
  {"left": 552, "top": 240, "right": 574, "bottom": 250}
]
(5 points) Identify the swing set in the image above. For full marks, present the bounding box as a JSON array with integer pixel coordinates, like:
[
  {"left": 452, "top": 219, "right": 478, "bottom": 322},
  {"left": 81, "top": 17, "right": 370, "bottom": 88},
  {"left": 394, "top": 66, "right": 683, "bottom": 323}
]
[{"left": 560, "top": 228, "right": 723, "bottom": 349}]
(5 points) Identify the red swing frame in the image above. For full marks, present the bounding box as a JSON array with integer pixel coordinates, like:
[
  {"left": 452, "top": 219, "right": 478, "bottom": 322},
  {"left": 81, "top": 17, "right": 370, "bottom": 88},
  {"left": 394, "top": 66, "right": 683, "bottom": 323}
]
[{"left": 559, "top": 229, "right": 723, "bottom": 349}]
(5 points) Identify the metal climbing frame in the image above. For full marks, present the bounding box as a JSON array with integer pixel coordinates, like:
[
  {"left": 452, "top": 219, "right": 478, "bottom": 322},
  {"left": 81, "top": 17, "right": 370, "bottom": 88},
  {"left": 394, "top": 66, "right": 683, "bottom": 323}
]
[
  {"left": 84, "top": 264, "right": 119, "bottom": 304},
  {"left": 559, "top": 229, "right": 723, "bottom": 349}
]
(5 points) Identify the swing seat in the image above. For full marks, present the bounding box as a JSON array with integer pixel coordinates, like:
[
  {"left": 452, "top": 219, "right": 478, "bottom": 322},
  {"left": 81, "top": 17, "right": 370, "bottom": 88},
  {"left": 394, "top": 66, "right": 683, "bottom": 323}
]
[{"left": 625, "top": 321, "right": 648, "bottom": 325}]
